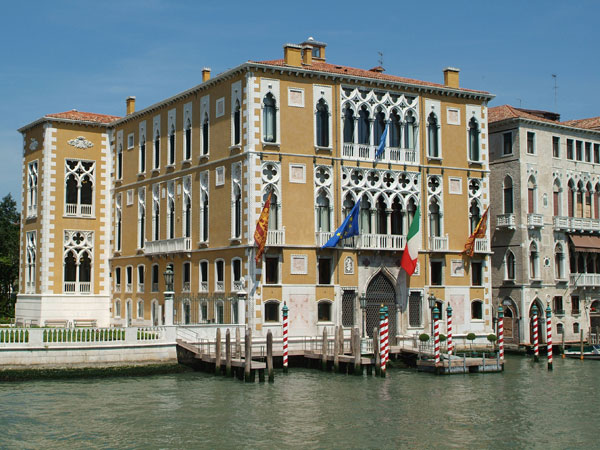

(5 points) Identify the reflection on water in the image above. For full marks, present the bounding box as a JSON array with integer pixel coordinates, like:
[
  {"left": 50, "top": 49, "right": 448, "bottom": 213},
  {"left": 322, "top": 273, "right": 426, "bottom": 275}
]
[{"left": 1, "top": 355, "right": 598, "bottom": 449}]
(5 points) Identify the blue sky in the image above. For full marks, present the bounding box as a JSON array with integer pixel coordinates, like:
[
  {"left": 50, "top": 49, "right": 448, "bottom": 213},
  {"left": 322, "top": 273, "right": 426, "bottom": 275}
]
[{"left": 1, "top": 0, "right": 598, "bottom": 200}]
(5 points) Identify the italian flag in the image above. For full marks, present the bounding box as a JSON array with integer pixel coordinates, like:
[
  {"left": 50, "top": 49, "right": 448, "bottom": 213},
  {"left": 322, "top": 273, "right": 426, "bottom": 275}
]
[{"left": 401, "top": 205, "right": 421, "bottom": 276}]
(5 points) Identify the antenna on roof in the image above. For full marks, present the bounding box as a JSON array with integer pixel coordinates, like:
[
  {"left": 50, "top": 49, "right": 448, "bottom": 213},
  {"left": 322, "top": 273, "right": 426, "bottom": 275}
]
[
  {"left": 378, "top": 51, "right": 383, "bottom": 67},
  {"left": 552, "top": 74, "right": 558, "bottom": 111},
  {"left": 517, "top": 98, "right": 522, "bottom": 108}
]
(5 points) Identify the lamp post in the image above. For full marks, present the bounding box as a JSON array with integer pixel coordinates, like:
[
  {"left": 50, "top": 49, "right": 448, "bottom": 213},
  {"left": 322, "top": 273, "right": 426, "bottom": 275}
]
[
  {"left": 359, "top": 294, "right": 367, "bottom": 337},
  {"left": 163, "top": 264, "right": 174, "bottom": 326},
  {"left": 428, "top": 293, "right": 436, "bottom": 336}
]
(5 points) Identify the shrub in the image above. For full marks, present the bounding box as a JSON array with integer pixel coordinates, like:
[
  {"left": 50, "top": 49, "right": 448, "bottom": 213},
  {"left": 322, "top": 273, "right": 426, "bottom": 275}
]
[
  {"left": 487, "top": 333, "right": 497, "bottom": 343},
  {"left": 419, "top": 333, "right": 430, "bottom": 342},
  {"left": 466, "top": 332, "right": 476, "bottom": 351},
  {"left": 439, "top": 334, "right": 447, "bottom": 342}
]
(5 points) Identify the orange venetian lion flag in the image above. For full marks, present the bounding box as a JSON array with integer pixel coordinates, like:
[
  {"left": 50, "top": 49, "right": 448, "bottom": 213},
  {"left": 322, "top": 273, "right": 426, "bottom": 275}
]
[
  {"left": 254, "top": 191, "right": 273, "bottom": 263},
  {"left": 462, "top": 206, "right": 489, "bottom": 257}
]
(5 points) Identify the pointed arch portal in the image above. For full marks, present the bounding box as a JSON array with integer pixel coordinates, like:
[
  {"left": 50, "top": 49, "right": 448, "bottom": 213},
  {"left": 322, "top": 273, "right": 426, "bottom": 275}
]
[{"left": 365, "top": 272, "right": 397, "bottom": 342}]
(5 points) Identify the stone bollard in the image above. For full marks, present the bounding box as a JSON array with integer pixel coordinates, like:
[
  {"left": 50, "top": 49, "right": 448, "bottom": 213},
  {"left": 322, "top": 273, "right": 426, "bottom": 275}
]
[
  {"left": 226, "top": 329, "right": 232, "bottom": 377},
  {"left": 267, "top": 330, "right": 274, "bottom": 383},
  {"left": 321, "top": 328, "right": 328, "bottom": 371},
  {"left": 333, "top": 326, "right": 340, "bottom": 373},
  {"left": 215, "top": 328, "right": 222, "bottom": 375},
  {"left": 244, "top": 328, "right": 252, "bottom": 382}
]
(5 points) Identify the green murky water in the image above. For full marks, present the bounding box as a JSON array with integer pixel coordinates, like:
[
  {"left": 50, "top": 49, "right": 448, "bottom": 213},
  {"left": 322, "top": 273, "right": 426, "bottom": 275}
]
[{"left": 1, "top": 355, "right": 598, "bottom": 449}]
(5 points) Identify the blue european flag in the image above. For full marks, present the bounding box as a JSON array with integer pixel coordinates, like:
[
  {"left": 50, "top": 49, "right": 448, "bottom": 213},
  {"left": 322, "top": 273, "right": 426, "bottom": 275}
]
[
  {"left": 322, "top": 199, "right": 361, "bottom": 248},
  {"left": 375, "top": 123, "right": 388, "bottom": 159}
]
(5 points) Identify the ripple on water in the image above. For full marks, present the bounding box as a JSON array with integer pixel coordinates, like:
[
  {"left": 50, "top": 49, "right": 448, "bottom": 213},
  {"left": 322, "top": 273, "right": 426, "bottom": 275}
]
[{"left": 0, "top": 356, "right": 598, "bottom": 449}]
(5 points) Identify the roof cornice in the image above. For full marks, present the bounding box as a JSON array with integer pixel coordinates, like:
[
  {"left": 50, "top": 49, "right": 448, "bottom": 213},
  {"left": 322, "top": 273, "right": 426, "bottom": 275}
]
[
  {"left": 18, "top": 117, "right": 113, "bottom": 134},
  {"left": 490, "top": 116, "right": 600, "bottom": 137}
]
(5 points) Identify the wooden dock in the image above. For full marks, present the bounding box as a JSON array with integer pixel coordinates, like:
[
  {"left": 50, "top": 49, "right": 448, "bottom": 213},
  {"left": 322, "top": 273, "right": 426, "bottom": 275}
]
[{"left": 417, "top": 355, "right": 503, "bottom": 375}]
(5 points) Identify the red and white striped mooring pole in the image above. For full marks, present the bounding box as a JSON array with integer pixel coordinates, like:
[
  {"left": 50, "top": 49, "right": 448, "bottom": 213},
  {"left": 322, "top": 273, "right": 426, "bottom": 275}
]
[
  {"left": 433, "top": 306, "right": 440, "bottom": 365},
  {"left": 446, "top": 304, "right": 453, "bottom": 356},
  {"left": 379, "top": 305, "right": 388, "bottom": 376},
  {"left": 282, "top": 302, "right": 289, "bottom": 373},
  {"left": 546, "top": 304, "right": 553, "bottom": 371},
  {"left": 498, "top": 305, "right": 504, "bottom": 362},
  {"left": 532, "top": 304, "right": 539, "bottom": 362}
]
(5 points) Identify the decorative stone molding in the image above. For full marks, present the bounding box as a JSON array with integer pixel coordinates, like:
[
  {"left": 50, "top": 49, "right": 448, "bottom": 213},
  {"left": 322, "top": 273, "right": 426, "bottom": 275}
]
[
  {"left": 67, "top": 136, "right": 94, "bottom": 149},
  {"left": 29, "top": 138, "right": 39, "bottom": 150}
]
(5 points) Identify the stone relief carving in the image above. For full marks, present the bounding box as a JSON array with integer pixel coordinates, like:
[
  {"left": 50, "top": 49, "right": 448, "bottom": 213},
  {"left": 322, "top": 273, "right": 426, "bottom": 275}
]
[
  {"left": 29, "top": 138, "right": 39, "bottom": 150},
  {"left": 344, "top": 256, "right": 354, "bottom": 275},
  {"left": 67, "top": 136, "right": 94, "bottom": 149}
]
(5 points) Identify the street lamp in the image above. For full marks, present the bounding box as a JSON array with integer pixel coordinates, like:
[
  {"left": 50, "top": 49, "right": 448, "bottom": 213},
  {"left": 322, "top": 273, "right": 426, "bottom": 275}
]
[
  {"left": 428, "top": 293, "right": 436, "bottom": 335},
  {"left": 163, "top": 264, "right": 174, "bottom": 326},
  {"left": 359, "top": 294, "right": 367, "bottom": 337}
]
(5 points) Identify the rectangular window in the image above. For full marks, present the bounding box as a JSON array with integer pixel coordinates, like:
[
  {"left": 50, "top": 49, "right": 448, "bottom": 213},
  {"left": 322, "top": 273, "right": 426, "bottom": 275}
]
[
  {"left": 527, "top": 132, "right": 535, "bottom": 154},
  {"left": 200, "top": 261, "right": 208, "bottom": 292},
  {"left": 572, "top": 296, "right": 580, "bottom": 315},
  {"left": 553, "top": 296, "right": 564, "bottom": 315},
  {"left": 151, "top": 265, "right": 159, "bottom": 292},
  {"left": 566, "top": 139, "right": 574, "bottom": 159},
  {"left": 265, "top": 256, "right": 279, "bottom": 284},
  {"left": 127, "top": 133, "right": 134, "bottom": 149},
  {"left": 408, "top": 291, "right": 422, "bottom": 327},
  {"left": 585, "top": 142, "right": 592, "bottom": 162},
  {"left": 183, "top": 262, "right": 191, "bottom": 292},
  {"left": 503, "top": 132, "right": 512, "bottom": 155},
  {"left": 126, "top": 266, "right": 133, "bottom": 292},
  {"left": 576, "top": 140, "right": 583, "bottom": 161},
  {"left": 431, "top": 261, "right": 443, "bottom": 286},
  {"left": 341, "top": 290, "right": 355, "bottom": 327},
  {"left": 552, "top": 136, "right": 560, "bottom": 158},
  {"left": 595, "top": 144, "right": 600, "bottom": 164},
  {"left": 115, "top": 267, "right": 121, "bottom": 290},
  {"left": 318, "top": 257, "right": 332, "bottom": 285},
  {"left": 137, "top": 265, "right": 144, "bottom": 293},
  {"left": 471, "top": 261, "right": 483, "bottom": 286},
  {"left": 215, "top": 260, "right": 224, "bottom": 291}
]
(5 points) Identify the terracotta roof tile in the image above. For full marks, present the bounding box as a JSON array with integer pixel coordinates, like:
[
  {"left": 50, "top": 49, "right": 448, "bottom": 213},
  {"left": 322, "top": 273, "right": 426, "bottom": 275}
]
[
  {"left": 561, "top": 116, "right": 600, "bottom": 130},
  {"left": 252, "top": 59, "right": 490, "bottom": 95},
  {"left": 45, "top": 109, "right": 120, "bottom": 124},
  {"left": 488, "top": 105, "right": 560, "bottom": 125}
]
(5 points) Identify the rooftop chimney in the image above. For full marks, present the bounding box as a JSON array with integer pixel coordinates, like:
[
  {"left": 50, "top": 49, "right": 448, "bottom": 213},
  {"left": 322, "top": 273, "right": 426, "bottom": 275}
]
[
  {"left": 202, "top": 67, "right": 211, "bottom": 82},
  {"left": 126, "top": 96, "right": 136, "bottom": 115},
  {"left": 443, "top": 67, "right": 460, "bottom": 88},
  {"left": 283, "top": 44, "right": 302, "bottom": 67},
  {"left": 301, "top": 45, "right": 313, "bottom": 65}
]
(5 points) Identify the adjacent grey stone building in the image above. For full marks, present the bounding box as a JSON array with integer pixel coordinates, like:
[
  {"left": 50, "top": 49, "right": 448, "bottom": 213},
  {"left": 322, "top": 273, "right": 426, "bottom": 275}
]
[{"left": 489, "top": 105, "right": 600, "bottom": 345}]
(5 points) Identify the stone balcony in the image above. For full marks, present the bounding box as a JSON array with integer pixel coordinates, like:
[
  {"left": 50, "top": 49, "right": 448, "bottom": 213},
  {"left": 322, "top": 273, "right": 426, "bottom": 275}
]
[
  {"left": 554, "top": 216, "right": 600, "bottom": 233},
  {"left": 527, "top": 213, "right": 544, "bottom": 229},
  {"left": 266, "top": 228, "right": 285, "bottom": 246},
  {"left": 496, "top": 213, "right": 516, "bottom": 230},
  {"left": 342, "top": 143, "right": 417, "bottom": 164},
  {"left": 315, "top": 231, "right": 405, "bottom": 250},
  {"left": 429, "top": 235, "right": 448, "bottom": 252},
  {"left": 474, "top": 238, "right": 490, "bottom": 253},
  {"left": 145, "top": 237, "right": 191, "bottom": 255},
  {"left": 570, "top": 273, "right": 600, "bottom": 288}
]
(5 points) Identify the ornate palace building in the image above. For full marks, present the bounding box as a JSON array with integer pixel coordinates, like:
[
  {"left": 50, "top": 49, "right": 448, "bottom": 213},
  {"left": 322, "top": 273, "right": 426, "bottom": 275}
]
[
  {"left": 489, "top": 105, "right": 600, "bottom": 346},
  {"left": 17, "top": 38, "right": 494, "bottom": 342}
]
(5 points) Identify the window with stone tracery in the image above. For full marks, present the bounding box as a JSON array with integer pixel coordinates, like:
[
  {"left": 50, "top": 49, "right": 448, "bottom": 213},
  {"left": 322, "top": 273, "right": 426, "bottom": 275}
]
[
  {"left": 167, "top": 181, "right": 175, "bottom": 239},
  {"left": 314, "top": 165, "right": 332, "bottom": 233},
  {"left": 427, "top": 175, "right": 443, "bottom": 238},
  {"left": 152, "top": 184, "right": 160, "bottom": 241},
  {"left": 315, "top": 99, "right": 330, "bottom": 147},
  {"left": 63, "top": 230, "right": 93, "bottom": 294},
  {"left": 65, "top": 159, "right": 95, "bottom": 217},
  {"left": 262, "top": 162, "right": 281, "bottom": 231},
  {"left": 468, "top": 178, "right": 483, "bottom": 233},
  {"left": 231, "top": 163, "right": 242, "bottom": 240},
  {"left": 25, "top": 231, "right": 36, "bottom": 293},
  {"left": 182, "top": 176, "right": 191, "bottom": 238},
  {"left": 27, "top": 161, "right": 38, "bottom": 217}
]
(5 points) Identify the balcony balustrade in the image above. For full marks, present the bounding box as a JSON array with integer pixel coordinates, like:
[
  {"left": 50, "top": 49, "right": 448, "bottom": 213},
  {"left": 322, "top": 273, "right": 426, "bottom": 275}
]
[
  {"left": 342, "top": 143, "right": 417, "bottom": 164},
  {"left": 137, "top": 283, "right": 144, "bottom": 293},
  {"left": 216, "top": 281, "right": 224, "bottom": 292},
  {"left": 266, "top": 228, "right": 285, "bottom": 246},
  {"left": 527, "top": 213, "right": 544, "bottom": 228},
  {"left": 64, "top": 281, "right": 91, "bottom": 294},
  {"left": 553, "top": 216, "right": 600, "bottom": 233},
  {"left": 125, "top": 283, "right": 132, "bottom": 293},
  {"left": 429, "top": 235, "right": 448, "bottom": 252},
  {"left": 314, "top": 231, "right": 406, "bottom": 250},
  {"left": 200, "top": 281, "right": 208, "bottom": 293},
  {"left": 144, "top": 237, "right": 191, "bottom": 255},
  {"left": 570, "top": 273, "right": 600, "bottom": 288},
  {"left": 496, "top": 213, "right": 516, "bottom": 229},
  {"left": 474, "top": 238, "right": 490, "bottom": 253},
  {"left": 65, "top": 203, "right": 93, "bottom": 217},
  {"left": 233, "top": 280, "right": 244, "bottom": 292}
]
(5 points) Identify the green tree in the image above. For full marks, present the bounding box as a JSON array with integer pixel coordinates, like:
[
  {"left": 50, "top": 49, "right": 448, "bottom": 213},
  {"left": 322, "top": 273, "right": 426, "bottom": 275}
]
[{"left": 0, "top": 194, "right": 20, "bottom": 317}]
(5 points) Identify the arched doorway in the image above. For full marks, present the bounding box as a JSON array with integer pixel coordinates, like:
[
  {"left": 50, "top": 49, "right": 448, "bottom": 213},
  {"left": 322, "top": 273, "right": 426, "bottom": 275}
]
[
  {"left": 365, "top": 272, "right": 397, "bottom": 344},
  {"left": 529, "top": 298, "right": 545, "bottom": 344},
  {"left": 502, "top": 298, "right": 519, "bottom": 344}
]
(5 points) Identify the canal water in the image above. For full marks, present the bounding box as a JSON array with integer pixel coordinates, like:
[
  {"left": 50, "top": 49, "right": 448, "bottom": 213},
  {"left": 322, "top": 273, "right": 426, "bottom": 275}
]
[{"left": 1, "top": 355, "right": 598, "bottom": 449}]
